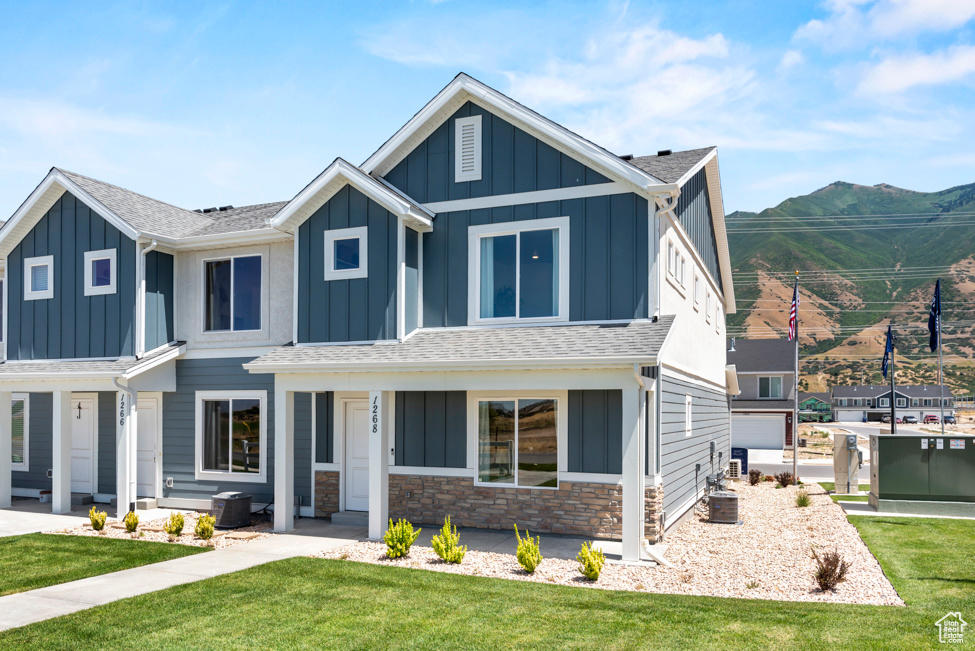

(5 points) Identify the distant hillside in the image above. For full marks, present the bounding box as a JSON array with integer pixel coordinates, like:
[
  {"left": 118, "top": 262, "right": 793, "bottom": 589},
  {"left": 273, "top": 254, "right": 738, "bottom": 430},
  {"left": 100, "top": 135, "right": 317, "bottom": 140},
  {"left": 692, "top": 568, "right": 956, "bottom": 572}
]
[{"left": 726, "top": 181, "right": 975, "bottom": 395}]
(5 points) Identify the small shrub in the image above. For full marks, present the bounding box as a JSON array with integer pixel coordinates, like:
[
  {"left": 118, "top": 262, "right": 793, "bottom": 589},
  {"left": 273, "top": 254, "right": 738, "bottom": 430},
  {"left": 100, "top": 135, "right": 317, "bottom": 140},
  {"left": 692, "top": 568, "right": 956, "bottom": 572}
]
[
  {"left": 796, "top": 490, "right": 811, "bottom": 508},
  {"left": 812, "top": 547, "right": 852, "bottom": 591},
  {"left": 748, "top": 469, "right": 764, "bottom": 485},
  {"left": 576, "top": 541, "right": 605, "bottom": 581},
  {"left": 765, "top": 475, "right": 775, "bottom": 482},
  {"left": 195, "top": 513, "right": 216, "bottom": 543},
  {"left": 775, "top": 471, "right": 795, "bottom": 488},
  {"left": 431, "top": 515, "right": 466, "bottom": 564},
  {"left": 123, "top": 510, "right": 139, "bottom": 533},
  {"left": 514, "top": 524, "right": 542, "bottom": 573},
  {"left": 746, "top": 580, "right": 759, "bottom": 589},
  {"left": 88, "top": 506, "right": 107, "bottom": 531},
  {"left": 384, "top": 518, "right": 420, "bottom": 558},
  {"left": 164, "top": 511, "right": 185, "bottom": 540}
]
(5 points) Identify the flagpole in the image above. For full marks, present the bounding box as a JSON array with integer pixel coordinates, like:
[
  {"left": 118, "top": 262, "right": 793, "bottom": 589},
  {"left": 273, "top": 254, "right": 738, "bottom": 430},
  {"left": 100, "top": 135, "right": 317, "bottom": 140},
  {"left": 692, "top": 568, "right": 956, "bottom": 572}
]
[
  {"left": 793, "top": 271, "right": 799, "bottom": 485},
  {"left": 939, "top": 315, "right": 945, "bottom": 436},
  {"left": 890, "top": 327, "right": 896, "bottom": 435}
]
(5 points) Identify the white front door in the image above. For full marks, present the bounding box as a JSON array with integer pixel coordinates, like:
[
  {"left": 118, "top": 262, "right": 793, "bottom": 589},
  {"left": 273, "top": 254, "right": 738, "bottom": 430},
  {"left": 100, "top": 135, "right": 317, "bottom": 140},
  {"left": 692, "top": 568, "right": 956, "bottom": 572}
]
[
  {"left": 137, "top": 398, "right": 159, "bottom": 498},
  {"left": 70, "top": 398, "right": 95, "bottom": 494},
  {"left": 344, "top": 400, "right": 370, "bottom": 511}
]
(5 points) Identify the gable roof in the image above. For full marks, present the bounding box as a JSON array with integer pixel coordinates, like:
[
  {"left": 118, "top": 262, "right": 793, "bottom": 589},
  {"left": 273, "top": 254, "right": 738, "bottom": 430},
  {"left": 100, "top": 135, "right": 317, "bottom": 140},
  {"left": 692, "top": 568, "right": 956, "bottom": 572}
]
[
  {"left": 629, "top": 147, "right": 716, "bottom": 184},
  {"left": 799, "top": 392, "right": 831, "bottom": 404},
  {"left": 831, "top": 384, "right": 955, "bottom": 400},
  {"left": 726, "top": 338, "right": 796, "bottom": 373},
  {"left": 361, "top": 73, "right": 675, "bottom": 193},
  {"left": 267, "top": 158, "right": 434, "bottom": 234}
]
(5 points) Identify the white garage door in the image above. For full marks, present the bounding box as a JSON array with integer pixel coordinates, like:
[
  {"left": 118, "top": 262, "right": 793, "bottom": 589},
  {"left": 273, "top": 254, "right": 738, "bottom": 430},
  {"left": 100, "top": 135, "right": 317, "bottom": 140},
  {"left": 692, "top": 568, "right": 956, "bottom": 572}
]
[{"left": 732, "top": 414, "right": 785, "bottom": 449}]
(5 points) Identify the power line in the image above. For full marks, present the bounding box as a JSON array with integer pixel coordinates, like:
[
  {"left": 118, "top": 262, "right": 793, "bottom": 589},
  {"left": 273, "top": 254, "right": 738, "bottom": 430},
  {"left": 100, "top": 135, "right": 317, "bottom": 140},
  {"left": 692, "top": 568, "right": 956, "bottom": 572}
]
[
  {"left": 727, "top": 222, "right": 975, "bottom": 233},
  {"left": 726, "top": 211, "right": 975, "bottom": 221}
]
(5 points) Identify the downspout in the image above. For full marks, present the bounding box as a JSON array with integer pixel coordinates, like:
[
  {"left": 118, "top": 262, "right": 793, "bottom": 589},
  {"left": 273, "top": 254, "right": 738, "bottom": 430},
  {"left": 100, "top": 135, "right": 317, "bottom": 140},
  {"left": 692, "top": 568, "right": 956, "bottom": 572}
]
[
  {"left": 633, "top": 363, "right": 672, "bottom": 566},
  {"left": 136, "top": 240, "right": 159, "bottom": 359}
]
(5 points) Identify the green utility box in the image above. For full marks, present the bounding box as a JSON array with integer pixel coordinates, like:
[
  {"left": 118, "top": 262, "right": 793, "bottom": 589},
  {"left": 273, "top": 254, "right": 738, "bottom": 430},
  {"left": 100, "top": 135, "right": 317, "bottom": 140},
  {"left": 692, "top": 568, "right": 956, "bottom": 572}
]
[{"left": 869, "top": 434, "right": 975, "bottom": 517}]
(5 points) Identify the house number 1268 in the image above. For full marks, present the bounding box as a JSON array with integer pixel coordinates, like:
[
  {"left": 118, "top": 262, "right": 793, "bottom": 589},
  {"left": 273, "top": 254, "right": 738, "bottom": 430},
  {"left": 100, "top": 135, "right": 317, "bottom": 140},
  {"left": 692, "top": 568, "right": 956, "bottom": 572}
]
[{"left": 371, "top": 396, "right": 379, "bottom": 434}]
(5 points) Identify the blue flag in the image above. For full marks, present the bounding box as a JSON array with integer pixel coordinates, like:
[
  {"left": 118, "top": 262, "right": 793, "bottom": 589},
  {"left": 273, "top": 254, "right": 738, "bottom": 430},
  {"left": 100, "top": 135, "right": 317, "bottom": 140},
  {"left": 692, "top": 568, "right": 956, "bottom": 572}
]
[
  {"left": 928, "top": 279, "right": 941, "bottom": 352},
  {"left": 882, "top": 325, "right": 893, "bottom": 380}
]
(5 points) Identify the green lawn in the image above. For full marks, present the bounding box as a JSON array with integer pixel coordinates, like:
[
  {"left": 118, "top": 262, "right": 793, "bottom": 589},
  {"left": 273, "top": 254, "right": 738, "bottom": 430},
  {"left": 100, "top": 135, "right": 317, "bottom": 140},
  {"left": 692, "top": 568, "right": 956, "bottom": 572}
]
[
  {"left": 0, "top": 534, "right": 207, "bottom": 596},
  {"left": 819, "top": 481, "right": 871, "bottom": 502},
  {"left": 819, "top": 482, "right": 871, "bottom": 492},
  {"left": 0, "top": 517, "right": 971, "bottom": 649}
]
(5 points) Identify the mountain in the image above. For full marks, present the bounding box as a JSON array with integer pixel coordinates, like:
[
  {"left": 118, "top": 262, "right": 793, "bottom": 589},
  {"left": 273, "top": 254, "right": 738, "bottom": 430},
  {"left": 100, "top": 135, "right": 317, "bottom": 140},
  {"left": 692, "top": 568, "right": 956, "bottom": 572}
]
[{"left": 726, "top": 181, "right": 975, "bottom": 395}]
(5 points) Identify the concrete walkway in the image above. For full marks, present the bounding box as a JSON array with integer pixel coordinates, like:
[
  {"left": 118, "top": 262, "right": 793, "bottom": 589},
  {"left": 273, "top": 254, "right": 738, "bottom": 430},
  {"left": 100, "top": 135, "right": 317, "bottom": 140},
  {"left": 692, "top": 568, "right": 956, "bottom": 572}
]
[{"left": 838, "top": 501, "right": 975, "bottom": 520}]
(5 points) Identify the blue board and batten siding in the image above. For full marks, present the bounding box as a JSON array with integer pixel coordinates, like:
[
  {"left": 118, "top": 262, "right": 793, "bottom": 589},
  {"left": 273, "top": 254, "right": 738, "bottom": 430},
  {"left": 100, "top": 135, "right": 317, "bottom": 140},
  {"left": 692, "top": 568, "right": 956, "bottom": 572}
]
[
  {"left": 404, "top": 228, "right": 419, "bottom": 334},
  {"left": 144, "top": 250, "right": 175, "bottom": 351},
  {"left": 384, "top": 101, "right": 611, "bottom": 204},
  {"left": 7, "top": 192, "right": 137, "bottom": 360},
  {"left": 658, "top": 374, "right": 730, "bottom": 525},
  {"left": 674, "top": 168, "right": 722, "bottom": 293},
  {"left": 297, "top": 185, "right": 397, "bottom": 343},
  {"left": 567, "top": 390, "right": 623, "bottom": 475},
  {"left": 161, "top": 358, "right": 312, "bottom": 504},
  {"left": 423, "top": 195, "right": 649, "bottom": 327}
]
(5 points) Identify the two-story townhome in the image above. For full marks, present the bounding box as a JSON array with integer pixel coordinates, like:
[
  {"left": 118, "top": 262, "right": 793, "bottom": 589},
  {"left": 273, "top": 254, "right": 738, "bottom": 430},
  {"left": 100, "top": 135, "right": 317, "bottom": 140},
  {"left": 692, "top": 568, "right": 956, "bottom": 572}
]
[
  {"left": 831, "top": 385, "right": 955, "bottom": 422},
  {"left": 798, "top": 392, "right": 832, "bottom": 422},
  {"left": 726, "top": 338, "right": 797, "bottom": 450},
  {"left": 0, "top": 74, "right": 735, "bottom": 561}
]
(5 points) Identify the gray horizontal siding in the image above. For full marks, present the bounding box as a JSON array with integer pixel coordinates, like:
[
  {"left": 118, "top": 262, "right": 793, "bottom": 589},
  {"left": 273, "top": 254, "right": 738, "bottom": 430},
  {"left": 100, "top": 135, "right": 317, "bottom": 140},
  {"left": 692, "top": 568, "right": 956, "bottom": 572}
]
[
  {"left": 384, "top": 101, "right": 611, "bottom": 204},
  {"left": 567, "top": 390, "right": 622, "bottom": 474},
  {"left": 675, "top": 168, "right": 722, "bottom": 293},
  {"left": 659, "top": 375, "right": 730, "bottom": 525},
  {"left": 7, "top": 191, "right": 137, "bottom": 360},
  {"left": 297, "top": 185, "right": 398, "bottom": 343},
  {"left": 423, "top": 193, "right": 649, "bottom": 327},
  {"left": 394, "top": 391, "right": 466, "bottom": 468}
]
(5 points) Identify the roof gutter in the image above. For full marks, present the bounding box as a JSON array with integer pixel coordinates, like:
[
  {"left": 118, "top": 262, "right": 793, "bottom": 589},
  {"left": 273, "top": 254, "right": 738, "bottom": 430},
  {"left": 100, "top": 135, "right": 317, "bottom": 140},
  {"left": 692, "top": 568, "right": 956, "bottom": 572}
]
[{"left": 244, "top": 354, "right": 661, "bottom": 374}]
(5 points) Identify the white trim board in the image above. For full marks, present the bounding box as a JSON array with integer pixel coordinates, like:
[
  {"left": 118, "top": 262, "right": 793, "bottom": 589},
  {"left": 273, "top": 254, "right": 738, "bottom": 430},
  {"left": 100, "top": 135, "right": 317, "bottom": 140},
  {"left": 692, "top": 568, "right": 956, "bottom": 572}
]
[{"left": 422, "top": 182, "right": 630, "bottom": 214}]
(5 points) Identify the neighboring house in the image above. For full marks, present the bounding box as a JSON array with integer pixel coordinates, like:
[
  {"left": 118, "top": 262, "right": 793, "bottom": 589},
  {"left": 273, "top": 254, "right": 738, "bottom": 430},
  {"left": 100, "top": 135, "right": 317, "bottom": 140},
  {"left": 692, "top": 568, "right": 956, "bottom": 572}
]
[
  {"left": 726, "top": 339, "right": 796, "bottom": 450},
  {"left": 799, "top": 392, "right": 832, "bottom": 422},
  {"left": 0, "top": 73, "right": 736, "bottom": 561},
  {"left": 831, "top": 385, "right": 955, "bottom": 422}
]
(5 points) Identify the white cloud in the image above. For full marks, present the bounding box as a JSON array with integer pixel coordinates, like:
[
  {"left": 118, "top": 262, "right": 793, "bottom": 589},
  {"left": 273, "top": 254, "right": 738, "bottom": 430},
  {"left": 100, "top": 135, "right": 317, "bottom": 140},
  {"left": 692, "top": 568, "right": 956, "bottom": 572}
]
[
  {"left": 858, "top": 45, "right": 975, "bottom": 94},
  {"left": 778, "top": 50, "right": 805, "bottom": 70}
]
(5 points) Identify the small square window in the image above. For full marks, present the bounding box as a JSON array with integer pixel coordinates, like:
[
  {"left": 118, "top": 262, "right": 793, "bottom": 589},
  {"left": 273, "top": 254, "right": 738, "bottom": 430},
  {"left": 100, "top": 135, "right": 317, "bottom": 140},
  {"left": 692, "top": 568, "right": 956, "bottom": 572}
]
[
  {"left": 24, "top": 255, "right": 54, "bottom": 300},
  {"left": 324, "top": 227, "right": 368, "bottom": 280},
  {"left": 84, "top": 249, "right": 117, "bottom": 296}
]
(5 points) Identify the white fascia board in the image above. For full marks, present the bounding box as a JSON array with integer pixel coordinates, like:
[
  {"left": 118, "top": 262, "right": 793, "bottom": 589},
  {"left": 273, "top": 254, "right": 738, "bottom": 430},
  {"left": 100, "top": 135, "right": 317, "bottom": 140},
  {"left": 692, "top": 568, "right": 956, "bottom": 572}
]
[
  {"left": 703, "top": 155, "right": 736, "bottom": 314},
  {"left": 725, "top": 364, "right": 740, "bottom": 396},
  {"left": 268, "top": 158, "right": 433, "bottom": 234},
  {"left": 141, "top": 228, "right": 292, "bottom": 250},
  {"left": 122, "top": 344, "right": 185, "bottom": 379},
  {"left": 360, "top": 74, "right": 669, "bottom": 193},
  {"left": 0, "top": 345, "right": 183, "bottom": 383},
  {"left": 243, "top": 355, "right": 659, "bottom": 374}
]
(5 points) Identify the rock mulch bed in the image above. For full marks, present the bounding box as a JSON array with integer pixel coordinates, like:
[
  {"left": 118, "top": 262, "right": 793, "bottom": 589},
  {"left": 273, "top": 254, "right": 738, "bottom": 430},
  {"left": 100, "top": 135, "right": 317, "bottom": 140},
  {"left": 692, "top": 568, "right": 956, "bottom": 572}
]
[
  {"left": 316, "top": 482, "right": 903, "bottom": 606},
  {"left": 50, "top": 512, "right": 274, "bottom": 550}
]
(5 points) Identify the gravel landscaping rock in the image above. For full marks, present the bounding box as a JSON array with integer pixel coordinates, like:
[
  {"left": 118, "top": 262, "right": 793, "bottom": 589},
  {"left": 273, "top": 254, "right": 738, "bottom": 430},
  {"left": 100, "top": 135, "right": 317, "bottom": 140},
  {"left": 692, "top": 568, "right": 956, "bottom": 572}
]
[
  {"left": 316, "top": 482, "right": 903, "bottom": 606},
  {"left": 49, "top": 512, "right": 274, "bottom": 550}
]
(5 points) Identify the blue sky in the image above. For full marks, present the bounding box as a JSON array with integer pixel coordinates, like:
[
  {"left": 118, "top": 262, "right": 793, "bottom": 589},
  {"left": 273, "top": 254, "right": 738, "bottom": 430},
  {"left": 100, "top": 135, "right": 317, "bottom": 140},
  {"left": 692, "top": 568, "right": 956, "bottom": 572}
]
[{"left": 1, "top": 0, "right": 974, "bottom": 215}]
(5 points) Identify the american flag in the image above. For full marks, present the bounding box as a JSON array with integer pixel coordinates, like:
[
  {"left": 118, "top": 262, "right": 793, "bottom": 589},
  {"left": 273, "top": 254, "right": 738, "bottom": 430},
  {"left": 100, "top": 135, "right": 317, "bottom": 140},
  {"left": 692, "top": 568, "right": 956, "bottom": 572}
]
[{"left": 788, "top": 278, "right": 799, "bottom": 341}]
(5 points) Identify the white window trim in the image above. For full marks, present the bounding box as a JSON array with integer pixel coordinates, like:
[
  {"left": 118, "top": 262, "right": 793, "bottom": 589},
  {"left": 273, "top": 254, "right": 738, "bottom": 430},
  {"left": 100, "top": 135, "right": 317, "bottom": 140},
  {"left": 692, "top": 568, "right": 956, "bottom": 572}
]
[
  {"left": 454, "top": 115, "right": 483, "bottom": 182},
  {"left": 83, "top": 248, "right": 117, "bottom": 296},
  {"left": 194, "top": 390, "right": 268, "bottom": 483},
  {"left": 758, "top": 376, "right": 783, "bottom": 399},
  {"left": 323, "top": 226, "right": 368, "bottom": 281},
  {"left": 11, "top": 393, "right": 29, "bottom": 472},
  {"left": 879, "top": 398, "right": 889, "bottom": 407},
  {"left": 685, "top": 395, "right": 693, "bottom": 437},
  {"left": 896, "top": 397, "right": 907, "bottom": 407},
  {"left": 467, "top": 216, "right": 570, "bottom": 325},
  {"left": 24, "top": 255, "right": 54, "bottom": 301},
  {"left": 468, "top": 390, "right": 567, "bottom": 490},
  {"left": 201, "top": 253, "right": 263, "bottom": 334}
]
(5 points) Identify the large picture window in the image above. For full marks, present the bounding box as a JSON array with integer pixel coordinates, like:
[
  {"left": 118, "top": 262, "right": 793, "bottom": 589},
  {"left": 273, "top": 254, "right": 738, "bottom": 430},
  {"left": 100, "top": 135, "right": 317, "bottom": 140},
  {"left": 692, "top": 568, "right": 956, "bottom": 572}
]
[
  {"left": 477, "top": 398, "right": 558, "bottom": 488},
  {"left": 11, "top": 395, "right": 27, "bottom": 471},
  {"left": 195, "top": 391, "right": 266, "bottom": 482},
  {"left": 469, "top": 217, "right": 569, "bottom": 324},
  {"left": 204, "top": 255, "right": 262, "bottom": 332},
  {"left": 759, "top": 376, "right": 783, "bottom": 399}
]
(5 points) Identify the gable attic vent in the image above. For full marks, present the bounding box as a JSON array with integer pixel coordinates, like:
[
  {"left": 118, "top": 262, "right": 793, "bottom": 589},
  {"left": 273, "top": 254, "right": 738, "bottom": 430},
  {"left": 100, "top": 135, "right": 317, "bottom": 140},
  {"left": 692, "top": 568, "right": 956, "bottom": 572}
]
[{"left": 455, "top": 115, "right": 482, "bottom": 182}]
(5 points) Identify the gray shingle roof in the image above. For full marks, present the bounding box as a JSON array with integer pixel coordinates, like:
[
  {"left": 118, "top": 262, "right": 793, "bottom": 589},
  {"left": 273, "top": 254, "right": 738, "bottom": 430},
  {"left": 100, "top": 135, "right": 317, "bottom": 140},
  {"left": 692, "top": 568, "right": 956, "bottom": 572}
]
[
  {"left": 799, "top": 392, "right": 831, "bottom": 403},
  {"left": 0, "top": 343, "right": 182, "bottom": 378},
  {"left": 627, "top": 147, "right": 715, "bottom": 184},
  {"left": 246, "top": 318, "right": 675, "bottom": 371},
  {"left": 726, "top": 339, "right": 795, "bottom": 373},
  {"left": 831, "top": 385, "right": 954, "bottom": 399},
  {"left": 58, "top": 169, "right": 283, "bottom": 239},
  {"left": 731, "top": 399, "right": 794, "bottom": 411}
]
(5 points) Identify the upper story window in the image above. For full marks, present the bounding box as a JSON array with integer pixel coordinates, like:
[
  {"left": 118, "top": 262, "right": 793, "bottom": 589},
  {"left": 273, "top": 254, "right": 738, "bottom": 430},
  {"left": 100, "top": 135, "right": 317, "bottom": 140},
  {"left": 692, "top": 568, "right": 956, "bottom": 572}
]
[
  {"left": 693, "top": 274, "right": 701, "bottom": 308},
  {"left": 83, "top": 249, "right": 117, "bottom": 296},
  {"left": 204, "top": 254, "right": 261, "bottom": 332},
  {"left": 455, "top": 115, "right": 482, "bottom": 182},
  {"left": 896, "top": 397, "right": 907, "bottom": 407},
  {"left": 759, "top": 376, "right": 782, "bottom": 399},
  {"left": 705, "top": 289, "right": 712, "bottom": 323},
  {"left": 24, "top": 255, "right": 54, "bottom": 301},
  {"left": 839, "top": 398, "right": 848, "bottom": 406},
  {"left": 922, "top": 398, "right": 931, "bottom": 407},
  {"left": 323, "top": 226, "right": 368, "bottom": 281},
  {"left": 880, "top": 398, "right": 889, "bottom": 407},
  {"left": 667, "top": 241, "right": 675, "bottom": 275},
  {"left": 468, "top": 217, "right": 569, "bottom": 324}
]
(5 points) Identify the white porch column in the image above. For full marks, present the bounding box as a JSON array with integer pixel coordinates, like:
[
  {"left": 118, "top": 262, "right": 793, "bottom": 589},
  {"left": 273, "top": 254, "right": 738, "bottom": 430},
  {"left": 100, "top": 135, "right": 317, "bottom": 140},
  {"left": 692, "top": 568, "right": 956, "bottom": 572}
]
[
  {"left": 0, "top": 391, "right": 12, "bottom": 508},
  {"left": 116, "top": 389, "right": 138, "bottom": 517},
  {"left": 621, "top": 384, "right": 646, "bottom": 562},
  {"left": 367, "top": 390, "right": 391, "bottom": 540},
  {"left": 273, "top": 387, "right": 294, "bottom": 532},
  {"left": 52, "top": 390, "right": 73, "bottom": 514}
]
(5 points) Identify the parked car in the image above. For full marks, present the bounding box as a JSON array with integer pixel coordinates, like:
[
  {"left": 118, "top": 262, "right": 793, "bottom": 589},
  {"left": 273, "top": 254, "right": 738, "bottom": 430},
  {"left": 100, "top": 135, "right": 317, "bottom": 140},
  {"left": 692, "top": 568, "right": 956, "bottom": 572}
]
[
  {"left": 903, "top": 415, "right": 918, "bottom": 424},
  {"left": 896, "top": 417, "right": 903, "bottom": 424},
  {"left": 924, "top": 415, "right": 940, "bottom": 424},
  {"left": 880, "top": 414, "right": 891, "bottom": 423},
  {"left": 944, "top": 415, "right": 957, "bottom": 424}
]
